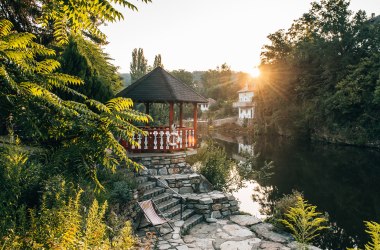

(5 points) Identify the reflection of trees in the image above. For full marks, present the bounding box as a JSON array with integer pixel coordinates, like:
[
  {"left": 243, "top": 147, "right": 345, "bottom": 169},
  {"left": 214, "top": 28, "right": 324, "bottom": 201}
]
[
  {"left": 197, "top": 131, "right": 380, "bottom": 249},
  {"left": 253, "top": 136, "right": 380, "bottom": 249},
  {"left": 252, "top": 185, "right": 274, "bottom": 216}
]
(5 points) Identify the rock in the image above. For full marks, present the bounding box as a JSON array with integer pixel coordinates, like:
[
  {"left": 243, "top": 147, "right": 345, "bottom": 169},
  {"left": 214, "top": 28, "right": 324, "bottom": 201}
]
[
  {"left": 198, "top": 175, "right": 213, "bottom": 193},
  {"left": 194, "top": 204, "right": 209, "bottom": 210},
  {"left": 211, "top": 211, "right": 222, "bottom": 219},
  {"left": 221, "top": 210, "right": 231, "bottom": 216},
  {"left": 199, "top": 198, "right": 212, "bottom": 204},
  {"left": 157, "top": 179, "right": 169, "bottom": 188},
  {"left": 176, "top": 246, "right": 189, "bottom": 250},
  {"left": 160, "top": 227, "right": 172, "bottom": 235},
  {"left": 199, "top": 198, "right": 213, "bottom": 204},
  {"left": 158, "top": 244, "right": 171, "bottom": 250},
  {"left": 260, "top": 241, "right": 287, "bottom": 249},
  {"left": 251, "top": 223, "right": 292, "bottom": 243},
  {"left": 212, "top": 204, "right": 222, "bottom": 210},
  {"left": 174, "top": 220, "right": 185, "bottom": 227},
  {"left": 158, "top": 167, "right": 168, "bottom": 175},
  {"left": 287, "top": 241, "right": 322, "bottom": 250},
  {"left": 172, "top": 233, "right": 181, "bottom": 240},
  {"left": 230, "top": 215, "right": 261, "bottom": 226},
  {"left": 222, "top": 224, "right": 254, "bottom": 237},
  {"left": 220, "top": 238, "right": 261, "bottom": 250},
  {"left": 179, "top": 186, "right": 193, "bottom": 194},
  {"left": 206, "top": 218, "right": 218, "bottom": 223}
]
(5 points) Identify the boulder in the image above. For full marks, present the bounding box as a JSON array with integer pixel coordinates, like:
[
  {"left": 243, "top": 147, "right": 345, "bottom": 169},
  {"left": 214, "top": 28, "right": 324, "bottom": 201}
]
[
  {"left": 220, "top": 238, "right": 261, "bottom": 250},
  {"left": 230, "top": 215, "right": 261, "bottom": 226},
  {"left": 251, "top": 223, "right": 292, "bottom": 243}
]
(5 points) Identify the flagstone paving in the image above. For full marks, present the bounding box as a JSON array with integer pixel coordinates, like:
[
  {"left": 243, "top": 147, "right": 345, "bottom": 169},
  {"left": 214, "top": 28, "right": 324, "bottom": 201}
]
[{"left": 153, "top": 217, "right": 322, "bottom": 250}]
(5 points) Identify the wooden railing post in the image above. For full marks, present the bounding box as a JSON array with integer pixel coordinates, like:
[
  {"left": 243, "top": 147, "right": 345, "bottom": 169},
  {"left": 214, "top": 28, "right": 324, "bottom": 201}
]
[{"left": 193, "top": 103, "right": 197, "bottom": 147}]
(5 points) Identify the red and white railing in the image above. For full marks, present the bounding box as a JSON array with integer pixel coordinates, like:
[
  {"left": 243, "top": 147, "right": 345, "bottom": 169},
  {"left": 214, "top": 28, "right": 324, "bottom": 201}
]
[{"left": 120, "top": 127, "right": 195, "bottom": 152}]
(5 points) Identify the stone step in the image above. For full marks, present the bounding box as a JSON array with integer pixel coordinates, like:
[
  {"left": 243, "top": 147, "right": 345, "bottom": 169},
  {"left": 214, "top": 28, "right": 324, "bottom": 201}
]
[
  {"left": 152, "top": 192, "right": 172, "bottom": 204},
  {"left": 136, "top": 176, "right": 148, "bottom": 184},
  {"left": 137, "top": 181, "right": 156, "bottom": 191},
  {"left": 162, "top": 204, "right": 183, "bottom": 218},
  {"left": 173, "top": 208, "right": 195, "bottom": 221},
  {"left": 157, "top": 198, "right": 180, "bottom": 212},
  {"left": 141, "top": 187, "right": 165, "bottom": 200},
  {"left": 181, "top": 214, "right": 204, "bottom": 234}
]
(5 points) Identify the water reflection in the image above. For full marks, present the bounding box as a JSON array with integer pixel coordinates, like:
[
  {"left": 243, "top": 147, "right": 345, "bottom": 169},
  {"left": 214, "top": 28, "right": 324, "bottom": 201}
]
[{"left": 199, "top": 132, "right": 380, "bottom": 249}]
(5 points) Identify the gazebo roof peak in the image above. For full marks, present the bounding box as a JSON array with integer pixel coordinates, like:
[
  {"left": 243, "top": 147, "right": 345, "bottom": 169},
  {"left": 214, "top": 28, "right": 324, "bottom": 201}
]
[{"left": 116, "top": 67, "right": 207, "bottom": 103}]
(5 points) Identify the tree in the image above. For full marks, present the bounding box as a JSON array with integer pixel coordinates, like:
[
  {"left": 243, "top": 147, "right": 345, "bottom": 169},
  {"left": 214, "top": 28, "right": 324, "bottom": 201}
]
[
  {"left": 171, "top": 69, "right": 196, "bottom": 89},
  {"left": 153, "top": 54, "right": 163, "bottom": 68},
  {"left": 60, "top": 36, "right": 123, "bottom": 102},
  {"left": 256, "top": 0, "right": 380, "bottom": 142},
  {"left": 130, "top": 48, "right": 148, "bottom": 82}
]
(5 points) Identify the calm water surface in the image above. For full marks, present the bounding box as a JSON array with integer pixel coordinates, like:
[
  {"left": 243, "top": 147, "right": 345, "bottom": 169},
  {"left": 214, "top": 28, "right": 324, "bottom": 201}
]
[{"left": 199, "top": 132, "right": 380, "bottom": 249}]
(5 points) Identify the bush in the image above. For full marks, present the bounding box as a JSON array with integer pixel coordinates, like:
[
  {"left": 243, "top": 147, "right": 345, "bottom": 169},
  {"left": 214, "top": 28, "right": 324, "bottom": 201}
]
[
  {"left": 0, "top": 188, "right": 139, "bottom": 249},
  {"left": 348, "top": 221, "right": 380, "bottom": 250},
  {"left": 269, "top": 190, "right": 304, "bottom": 229},
  {"left": 188, "top": 140, "right": 235, "bottom": 191},
  {"left": 279, "top": 195, "right": 329, "bottom": 248}
]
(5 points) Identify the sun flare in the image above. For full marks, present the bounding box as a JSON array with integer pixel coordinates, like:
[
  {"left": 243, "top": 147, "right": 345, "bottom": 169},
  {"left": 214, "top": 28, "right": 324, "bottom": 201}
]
[{"left": 249, "top": 67, "right": 261, "bottom": 78}]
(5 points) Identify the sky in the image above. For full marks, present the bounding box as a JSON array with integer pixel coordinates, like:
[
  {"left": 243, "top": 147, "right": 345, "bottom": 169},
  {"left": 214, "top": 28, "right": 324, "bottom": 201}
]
[{"left": 101, "top": 0, "right": 380, "bottom": 74}]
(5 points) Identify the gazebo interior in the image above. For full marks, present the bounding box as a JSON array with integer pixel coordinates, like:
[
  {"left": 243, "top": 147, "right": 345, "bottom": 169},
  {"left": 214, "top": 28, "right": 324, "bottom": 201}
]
[{"left": 116, "top": 67, "right": 207, "bottom": 152}]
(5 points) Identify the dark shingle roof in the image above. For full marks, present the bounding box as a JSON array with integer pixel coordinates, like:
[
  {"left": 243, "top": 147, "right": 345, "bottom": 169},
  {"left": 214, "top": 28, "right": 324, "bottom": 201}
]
[{"left": 116, "top": 67, "right": 207, "bottom": 103}]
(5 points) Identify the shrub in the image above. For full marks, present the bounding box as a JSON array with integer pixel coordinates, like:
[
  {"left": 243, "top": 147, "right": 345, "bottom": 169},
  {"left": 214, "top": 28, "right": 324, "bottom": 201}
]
[
  {"left": 0, "top": 187, "right": 139, "bottom": 249},
  {"left": 348, "top": 221, "right": 380, "bottom": 250},
  {"left": 279, "top": 195, "right": 329, "bottom": 247},
  {"left": 188, "top": 141, "right": 235, "bottom": 191},
  {"left": 109, "top": 181, "right": 134, "bottom": 204},
  {"left": 269, "top": 190, "right": 303, "bottom": 229}
]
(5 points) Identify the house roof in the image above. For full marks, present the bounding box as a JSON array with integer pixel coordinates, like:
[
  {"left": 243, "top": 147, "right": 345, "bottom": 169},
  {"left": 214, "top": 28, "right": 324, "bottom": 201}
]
[
  {"left": 116, "top": 67, "right": 207, "bottom": 103},
  {"left": 237, "top": 84, "right": 254, "bottom": 93}
]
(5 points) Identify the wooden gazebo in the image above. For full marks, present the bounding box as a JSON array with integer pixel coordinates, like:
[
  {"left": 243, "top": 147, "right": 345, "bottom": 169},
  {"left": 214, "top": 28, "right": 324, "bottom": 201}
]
[{"left": 116, "top": 67, "right": 207, "bottom": 152}]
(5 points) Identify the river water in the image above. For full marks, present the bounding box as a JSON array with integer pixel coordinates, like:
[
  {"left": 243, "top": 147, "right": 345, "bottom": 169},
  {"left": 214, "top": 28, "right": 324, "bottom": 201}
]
[{"left": 199, "top": 131, "right": 380, "bottom": 249}]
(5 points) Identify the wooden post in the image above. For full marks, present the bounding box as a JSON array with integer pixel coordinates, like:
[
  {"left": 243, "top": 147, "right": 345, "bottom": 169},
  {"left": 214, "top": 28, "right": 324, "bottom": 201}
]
[
  {"left": 193, "top": 103, "right": 197, "bottom": 145},
  {"left": 179, "top": 103, "right": 183, "bottom": 128},
  {"left": 145, "top": 102, "right": 150, "bottom": 115},
  {"left": 169, "top": 102, "right": 174, "bottom": 131}
]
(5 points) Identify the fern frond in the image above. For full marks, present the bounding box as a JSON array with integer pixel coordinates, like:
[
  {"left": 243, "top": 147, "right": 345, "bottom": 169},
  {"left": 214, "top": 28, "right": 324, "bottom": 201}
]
[{"left": 0, "top": 19, "right": 13, "bottom": 37}]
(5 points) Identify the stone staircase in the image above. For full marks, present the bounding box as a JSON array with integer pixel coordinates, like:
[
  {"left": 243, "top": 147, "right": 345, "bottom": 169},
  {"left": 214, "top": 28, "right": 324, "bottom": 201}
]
[{"left": 136, "top": 176, "right": 203, "bottom": 235}]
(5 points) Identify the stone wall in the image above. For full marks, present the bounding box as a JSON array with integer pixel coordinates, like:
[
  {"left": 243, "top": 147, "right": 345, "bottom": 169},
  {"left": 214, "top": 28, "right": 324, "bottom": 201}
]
[
  {"left": 129, "top": 152, "right": 193, "bottom": 175},
  {"left": 155, "top": 174, "right": 201, "bottom": 194},
  {"left": 183, "top": 191, "right": 239, "bottom": 219}
]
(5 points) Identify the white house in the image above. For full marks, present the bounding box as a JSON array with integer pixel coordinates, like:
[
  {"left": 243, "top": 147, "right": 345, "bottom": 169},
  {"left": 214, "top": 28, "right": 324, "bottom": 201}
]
[
  {"left": 199, "top": 98, "right": 216, "bottom": 112},
  {"left": 233, "top": 84, "right": 255, "bottom": 119}
]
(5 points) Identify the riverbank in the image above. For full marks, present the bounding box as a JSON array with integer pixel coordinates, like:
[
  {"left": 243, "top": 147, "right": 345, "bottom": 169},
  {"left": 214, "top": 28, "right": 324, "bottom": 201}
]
[
  {"left": 133, "top": 151, "right": 324, "bottom": 249},
  {"left": 153, "top": 215, "right": 321, "bottom": 250},
  {"left": 210, "top": 122, "right": 380, "bottom": 149}
]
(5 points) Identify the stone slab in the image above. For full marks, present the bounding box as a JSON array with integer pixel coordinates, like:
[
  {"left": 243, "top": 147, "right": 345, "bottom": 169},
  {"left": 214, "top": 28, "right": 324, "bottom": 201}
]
[{"left": 230, "top": 215, "right": 262, "bottom": 226}]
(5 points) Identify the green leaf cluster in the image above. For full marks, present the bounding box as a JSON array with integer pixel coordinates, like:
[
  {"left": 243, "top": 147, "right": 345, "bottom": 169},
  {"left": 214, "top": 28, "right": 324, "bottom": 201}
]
[
  {"left": 279, "top": 196, "right": 329, "bottom": 247},
  {"left": 256, "top": 0, "right": 380, "bottom": 143}
]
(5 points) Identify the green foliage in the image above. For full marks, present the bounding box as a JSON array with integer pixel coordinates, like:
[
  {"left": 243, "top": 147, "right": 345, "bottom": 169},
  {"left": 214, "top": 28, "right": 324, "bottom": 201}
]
[
  {"left": 348, "top": 221, "right": 380, "bottom": 250},
  {"left": 60, "top": 36, "right": 123, "bottom": 101},
  {"left": 40, "top": 0, "right": 151, "bottom": 45},
  {"left": 171, "top": 69, "right": 197, "bottom": 89},
  {"left": 130, "top": 48, "right": 148, "bottom": 82},
  {"left": 279, "top": 195, "right": 329, "bottom": 246},
  {"left": 1, "top": 187, "right": 138, "bottom": 249},
  {"left": 110, "top": 179, "right": 134, "bottom": 204},
  {"left": 111, "top": 221, "right": 138, "bottom": 249},
  {"left": 257, "top": 0, "right": 380, "bottom": 142},
  {"left": 153, "top": 54, "right": 164, "bottom": 68},
  {"left": 364, "top": 221, "right": 380, "bottom": 250},
  {"left": 1, "top": 19, "right": 151, "bottom": 186},
  {"left": 188, "top": 141, "right": 235, "bottom": 191},
  {"left": 267, "top": 190, "right": 303, "bottom": 229}
]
